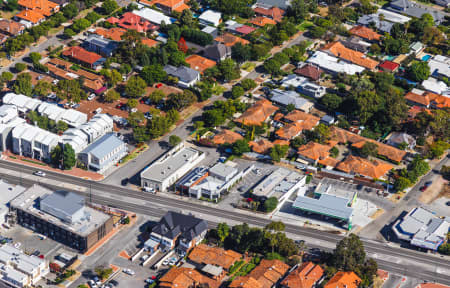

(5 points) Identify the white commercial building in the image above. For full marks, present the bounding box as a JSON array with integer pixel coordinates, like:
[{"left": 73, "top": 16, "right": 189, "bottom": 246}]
[
  {"left": 2, "top": 93, "right": 41, "bottom": 113},
  {"left": 0, "top": 245, "right": 48, "bottom": 288},
  {"left": 307, "top": 51, "right": 365, "bottom": 75},
  {"left": 0, "top": 180, "right": 26, "bottom": 226},
  {"left": 12, "top": 123, "right": 60, "bottom": 162},
  {"left": 0, "top": 105, "right": 26, "bottom": 152},
  {"left": 198, "top": 10, "right": 222, "bottom": 27},
  {"left": 133, "top": 8, "right": 172, "bottom": 25},
  {"left": 37, "top": 102, "right": 87, "bottom": 127},
  {"left": 140, "top": 142, "right": 205, "bottom": 192}
]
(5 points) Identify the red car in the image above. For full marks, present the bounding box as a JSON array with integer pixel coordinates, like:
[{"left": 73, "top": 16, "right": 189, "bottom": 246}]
[{"left": 420, "top": 185, "right": 428, "bottom": 192}]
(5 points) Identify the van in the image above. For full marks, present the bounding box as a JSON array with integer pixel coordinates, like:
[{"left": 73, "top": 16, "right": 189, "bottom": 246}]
[{"left": 143, "top": 187, "right": 155, "bottom": 194}]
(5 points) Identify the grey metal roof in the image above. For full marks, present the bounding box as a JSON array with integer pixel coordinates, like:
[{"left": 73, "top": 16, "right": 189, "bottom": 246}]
[
  {"left": 40, "top": 190, "right": 84, "bottom": 217},
  {"left": 203, "top": 44, "right": 231, "bottom": 61},
  {"left": 293, "top": 194, "right": 353, "bottom": 220},
  {"left": 202, "top": 264, "right": 223, "bottom": 277},
  {"left": 80, "top": 133, "right": 124, "bottom": 160},
  {"left": 270, "top": 89, "right": 312, "bottom": 110},
  {"left": 164, "top": 65, "right": 200, "bottom": 83},
  {"left": 388, "top": 0, "right": 445, "bottom": 23},
  {"left": 256, "top": 0, "right": 290, "bottom": 9}
]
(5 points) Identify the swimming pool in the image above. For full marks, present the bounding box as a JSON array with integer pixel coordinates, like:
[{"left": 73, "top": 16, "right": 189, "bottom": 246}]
[{"left": 422, "top": 55, "right": 431, "bottom": 61}]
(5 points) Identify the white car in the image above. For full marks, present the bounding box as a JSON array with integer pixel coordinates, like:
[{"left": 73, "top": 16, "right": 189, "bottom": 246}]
[
  {"left": 88, "top": 93, "right": 96, "bottom": 101},
  {"left": 162, "top": 259, "right": 170, "bottom": 266},
  {"left": 33, "top": 171, "right": 46, "bottom": 177},
  {"left": 140, "top": 254, "right": 149, "bottom": 261},
  {"left": 122, "top": 268, "right": 135, "bottom": 275}
]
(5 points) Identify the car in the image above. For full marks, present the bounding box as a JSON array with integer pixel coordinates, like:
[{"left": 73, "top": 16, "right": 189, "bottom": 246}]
[
  {"left": 116, "top": 103, "right": 124, "bottom": 109},
  {"left": 32, "top": 250, "right": 40, "bottom": 256},
  {"left": 145, "top": 279, "right": 154, "bottom": 284},
  {"left": 238, "top": 185, "right": 248, "bottom": 192},
  {"left": 356, "top": 184, "right": 363, "bottom": 190},
  {"left": 425, "top": 181, "right": 432, "bottom": 186},
  {"left": 365, "top": 187, "right": 372, "bottom": 193},
  {"left": 219, "top": 156, "right": 227, "bottom": 163},
  {"left": 94, "top": 107, "right": 102, "bottom": 114},
  {"left": 143, "top": 187, "right": 155, "bottom": 193},
  {"left": 130, "top": 108, "right": 138, "bottom": 113},
  {"left": 162, "top": 259, "right": 170, "bottom": 266},
  {"left": 72, "top": 103, "right": 80, "bottom": 109},
  {"left": 420, "top": 185, "right": 428, "bottom": 192},
  {"left": 33, "top": 171, "right": 46, "bottom": 177},
  {"left": 121, "top": 178, "right": 128, "bottom": 186},
  {"left": 144, "top": 112, "right": 153, "bottom": 119},
  {"left": 122, "top": 268, "right": 135, "bottom": 275},
  {"left": 14, "top": 242, "right": 21, "bottom": 248},
  {"left": 169, "top": 259, "right": 177, "bottom": 265},
  {"left": 141, "top": 254, "right": 149, "bottom": 261},
  {"left": 88, "top": 93, "right": 96, "bottom": 101},
  {"left": 446, "top": 201, "right": 450, "bottom": 206}
]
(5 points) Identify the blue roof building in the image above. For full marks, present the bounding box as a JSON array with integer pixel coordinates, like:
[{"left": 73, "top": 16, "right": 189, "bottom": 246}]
[
  {"left": 78, "top": 133, "right": 127, "bottom": 174},
  {"left": 83, "top": 34, "right": 118, "bottom": 57}
]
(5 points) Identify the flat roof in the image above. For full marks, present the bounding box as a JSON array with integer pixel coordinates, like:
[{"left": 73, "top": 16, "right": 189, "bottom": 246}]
[
  {"left": 209, "top": 162, "right": 238, "bottom": 179},
  {"left": 141, "top": 146, "right": 202, "bottom": 182},
  {"left": 0, "top": 245, "right": 45, "bottom": 275},
  {"left": 252, "top": 167, "right": 303, "bottom": 198},
  {"left": 10, "top": 185, "right": 110, "bottom": 237},
  {"left": 0, "top": 180, "right": 26, "bottom": 214},
  {"left": 293, "top": 193, "right": 353, "bottom": 220}
]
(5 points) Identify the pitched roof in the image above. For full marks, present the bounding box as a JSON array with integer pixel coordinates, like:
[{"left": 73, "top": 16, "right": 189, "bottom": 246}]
[
  {"left": 279, "top": 110, "right": 320, "bottom": 139},
  {"left": 336, "top": 155, "right": 393, "bottom": 178},
  {"left": 15, "top": 10, "right": 45, "bottom": 24},
  {"left": 405, "top": 90, "right": 450, "bottom": 108},
  {"left": 0, "top": 19, "right": 25, "bottom": 36},
  {"left": 185, "top": 55, "right": 217, "bottom": 73},
  {"left": 284, "top": 110, "right": 319, "bottom": 123},
  {"left": 249, "top": 16, "right": 277, "bottom": 26},
  {"left": 235, "top": 25, "right": 257, "bottom": 35},
  {"left": 214, "top": 33, "right": 250, "bottom": 47},
  {"left": 273, "top": 139, "right": 290, "bottom": 146},
  {"left": 164, "top": 65, "right": 199, "bottom": 83},
  {"left": 324, "top": 271, "right": 361, "bottom": 288},
  {"left": 297, "top": 142, "right": 332, "bottom": 161},
  {"left": 188, "top": 244, "right": 242, "bottom": 270},
  {"left": 80, "top": 133, "right": 123, "bottom": 159},
  {"left": 321, "top": 42, "right": 379, "bottom": 70},
  {"left": 142, "top": 0, "right": 189, "bottom": 12},
  {"left": 280, "top": 262, "right": 324, "bottom": 288},
  {"left": 159, "top": 267, "right": 220, "bottom": 288},
  {"left": 62, "top": 46, "right": 102, "bottom": 65},
  {"left": 229, "top": 276, "right": 263, "bottom": 288},
  {"left": 18, "top": 0, "right": 59, "bottom": 16},
  {"left": 253, "top": 6, "right": 285, "bottom": 21},
  {"left": 247, "top": 259, "right": 289, "bottom": 288},
  {"left": 349, "top": 25, "right": 381, "bottom": 41},
  {"left": 152, "top": 211, "right": 208, "bottom": 242},
  {"left": 212, "top": 129, "right": 243, "bottom": 145},
  {"left": 378, "top": 60, "right": 399, "bottom": 72},
  {"left": 117, "top": 12, "right": 157, "bottom": 33},
  {"left": 249, "top": 139, "right": 274, "bottom": 154},
  {"left": 203, "top": 43, "right": 231, "bottom": 61},
  {"left": 235, "top": 99, "right": 278, "bottom": 126},
  {"left": 141, "top": 38, "right": 159, "bottom": 48},
  {"left": 330, "top": 126, "right": 406, "bottom": 162},
  {"left": 275, "top": 122, "right": 303, "bottom": 140},
  {"left": 94, "top": 27, "right": 126, "bottom": 42},
  {"left": 294, "top": 64, "right": 323, "bottom": 81}
]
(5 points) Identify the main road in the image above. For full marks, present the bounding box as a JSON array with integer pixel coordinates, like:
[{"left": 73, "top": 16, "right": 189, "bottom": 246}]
[{"left": 0, "top": 160, "right": 449, "bottom": 285}]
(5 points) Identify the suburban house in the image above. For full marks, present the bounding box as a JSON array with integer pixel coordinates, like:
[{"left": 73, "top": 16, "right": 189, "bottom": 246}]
[
  {"left": 37, "top": 102, "right": 87, "bottom": 127},
  {"left": 336, "top": 155, "right": 393, "bottom": 179},
  {"left": 387, "top": 0, "right": 444, "bottom": 24},
  {"left": 348, "top": 26, "right": 381, "bottom": 42},
  {"left": 158, "top": 267, "right": 219, "bottom": 288},
  {"left": 235, "top": 99, "right": 278, "bottom": 126},
  {"left": 357, "top": 15, "right": 393, "bottom": 33},
  {"left": 198, "top": 10, "right": 222, "bottom": 27},
  {"left": 185, "top": 55, "right": 216, "bottom": 74},
  {"left": 297, "top": 142, "right": 338, "bottom": 167},
  {"left": 145, "top": 211, "right": 208, "bottom": 253},
  {"left": 321, "top": 42, "right": 379, "bottom": 70},
  {"left": 229, "top": 259, "right": 289, "bottom": 288},
  {"left": 387, "top": 132, "right": 416, "bottom": 150},
  {"left": 15, "top": 10, "right": 46, "bottom": 27},
  {"left": 249, "top": 16, "right": 277, "bottom": 26},
  {"left": 62, "top": 46, "right": 103, "bottom": 69},
  {"left": 214, "top": 33, "right": 250, "bottom": 47},
  {"left": 307, "top": 51, "right": 365, "bottom": 75},
  {"left": 341, "top": 36, "right": 372, "bottom": 53},
  {"left": 404, "top": 89, "right": 450, "bottom": 109},
  {"left": 270, "top": 89, "right": 314, "bottom": 112},
  {"left": 379, "top": 60, "right": 400, "bottom": 73},
  {"left": 212, "top": 129, "right": 243, "bottom": 145},
  {"left": 280, "top": 262, "right": 324, "bottom": 288},
  {"left": 164, "top": 65, "right": 200, "bottom": 88},
  {"left": 294, "top": 63, "right": 323, "bottom": 81},
  {"left": 324, "top": 272, "right": 361, "bottom": 288},
  {"left": 249, "top": 139, "right": 274, "bottom": 154},
  {"left": 253, "top": 5, "right": 285, "bottom": 22},
  {"left": 0, "top": 20, "right": 25, "bottom": 36},
  {"left": 83, "top": 34, "right": 118, "bottom": 57},
  {"left": 93, "top": 27, "right": 126, "bottom": 42},
  {"left": 108, "top": 12, "right": 158, "bottom": 33},
  {"left": 18, "top": 0, "right": 59, "bottom": 17},
  {"left": 428, "top": 55, "right": 450, "bottom": 80},
  {"left": 275, "top": 110, "right": 319, "bottom": 140},
  {"left": 140, "top": 142, "right": 205, "bottom": 192},
  {"left": 77, "top": 133, "right": 127, "bottom": 174},
  {"left": 133, "top": 8, "right": 173, "bottom": 25},
  {"left": 203, "top": 43, "right": 232, "bottom": 62},
  {"left": 421, "top": 78, "right": 449, "bottom": 96},
  {"left": 188, "top": 244, "right": 242, "bottom": 275},
  {"left": 140, "top": 0, "right": 190, "bottom": 14}
]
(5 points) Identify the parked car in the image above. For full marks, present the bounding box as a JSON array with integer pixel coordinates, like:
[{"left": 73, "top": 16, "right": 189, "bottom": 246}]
[
  {"left": 33, "top": 171, "right": 46, "bottom": 177},
  {"left": 94, "top": 108, "right": 102, "bottom": 114},
  {"left": 143, "top": 187, "right": 155, "bottom": 193},
  {"left": 420, "top": 185, "right": 428, "bottom": 192},
  {"left": 122, "top": 269, "right": 135, "bottom": 275},
  {"left": 144, "top": 112, "right": 153, "bottom": 119},
  {"left": 141, "top": 254, "right": 149, "bottom": 261},
  {"left": 121, "top": 178, "right": 128, "bottom": 186},
  {"left": 162, "top": 259, "right": 169, "bottom": 266},
  {"left": 88, "top": 93, "right": 96, "bottom": 101}
]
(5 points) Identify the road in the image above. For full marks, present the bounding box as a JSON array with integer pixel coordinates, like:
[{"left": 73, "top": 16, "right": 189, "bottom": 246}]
[{"left": 0, "top": 160, "right": 449, "bottom": 285}]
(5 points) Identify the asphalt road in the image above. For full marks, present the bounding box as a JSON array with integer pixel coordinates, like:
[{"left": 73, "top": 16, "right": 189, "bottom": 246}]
[{"left": 0, "top": 160, "right": 449, "bottom": 285}]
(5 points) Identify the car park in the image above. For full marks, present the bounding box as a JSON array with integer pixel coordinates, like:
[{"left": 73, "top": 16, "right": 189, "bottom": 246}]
[{"left": 33, "top": 171, "right": 46, "bottom": 177}]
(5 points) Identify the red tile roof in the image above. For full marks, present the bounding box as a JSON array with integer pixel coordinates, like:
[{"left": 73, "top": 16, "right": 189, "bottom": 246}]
[
  {"left": 297, "top": 142, "right": 332, "bottom": 161},
  {"left": 378, "top": 60, "right": 399, "bottom": 72},
  {"left": 235, "top": 99, "right": 278, "bottom": 126},
  {"left": 0, "top": 19, "right": 25, "bottom": 36},
  {"left": 117, "top": 12, "right": 157, "bottom": 33},
  {"left": 349, "top": 25, "right": 381, "bottom": 41},
  {"left": 281, "top": 262, "right": 324, "bottom": 288},
  {"left": 185, "top": 55, "right": 216, "bottom": 73},
  {"left": 62, "top": 46, "right": 102, "bottom": 65},
  {"left": 214, "top": 33, "right": 250, "bottom": 47},
  {"left": 188, "top": 244, "right": 242, "bottom": 270},
  {"left": 294, "top": 64, "right": 323, "bottom": 81},
  {"left": 249, "top": 16, "right": 277, "bottom": 27},
  {"left": 249, "top": 139, "right": 274, "bottom": 154},
  {"left": 235, "top": 25, "right": 257, "bottom": 35},
  {"left": 212, "top": 129, "right": 243, "bottom": 145},
  {"left": 15, "top": 10, "right": 45, "bottom": 24},
  {"left": 159, "top": 267, "right": 220, "bottom": 288},
  {"left": 253, "top": 6, "right": 285, "bottom": 22},
  {"left": 94, "top": 27, "right": 126, "bottom": 41},
  {"left": 322, "top": 42, "right": 379, "bottom": 70},
  {"left": 404, "top": 91, "right": 450, "bottom": 108},
  {"left": 141, "top": 38, "right": 159, "bottom": 48},
  {"left": 18, "top": 0, "right": 59, "bottom": 16},
  {"left": 324, "top": 272, "right": 361, "bottom": 288},
  {"left": 336, "top": 155, "right": 393, "bottom": 178}
]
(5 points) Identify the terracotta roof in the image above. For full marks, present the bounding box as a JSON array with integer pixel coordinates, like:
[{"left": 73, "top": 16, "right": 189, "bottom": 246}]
[
  {"left": 235, "top": 25, "right": 257, "bottom": 35},
  {"left": 404, "top": 91, "right": 450, "bottom": 108},
  {"left": 349, "top": 25, "right": 381, "bottom": 41},
  {"left": 15, "top": 10, "right": 45, "bottom": 24},
  {"left": 235, "top": 99, "right": 278, "bottom": 126},
  {"left": 141, "top": 38, "right": 159, "bottom": 48},
  {"left": 321, "top": 42, "right": 379, "bottom": 70},
  {"left": 159, "top": 267, "right": 220, "bottom": 288},
  {"left": 276, "top": 122, "right": 303, "bottom": 140},
  {"left": 106, "top": 17, "right": 120, "bottom": 24},
  {"left": 294, "top": 64, "right": 323, "bottom": 81},
  {"left": 249, "top": 139, "right": 274, "bottom": 154},
  {"left": 324, "top": 272, "right": 361, "bottom": 288},
  {"left": 280, "top": 262, "right": 324, "bottom": 288},
  {"left": 188, "top": 244, "right": 242, "bottom": 270},
  {"left": 330, "top": 126, "right": 406, "bottom": 162},
  {"left": 185, "top": 55, "right": 216, "bottom": 73},
  {"left": 117, "top": 12, "right": 157, "bottom": 33},
  {"left": 408, "top": 106, "right": 431, "bottom": 118},
  {"left": 318, "top": 157, "right": 340, "bottom": 167},
  {"left": 18, "top": 0, "right": 59, "bottom": 16},
  {"left": 273, "top": 139, "right": 290, "bottom": 146},
  {"left": 94, "top": 27, "right": 126, "bottom": 42},
  {"left": 298, "top": 142, "right": 332, "bottom": 161},
  {"left": 212, "top": 129, "right": 243, "bottom": 145},
  {"left": 62, "top": 46, "right": 102, "bottom": 65},
  {"left": 215, "top": 33, "right": 250, "bottom": 47},
  {"left": 284, "top": 110, "right": 319, "bottom": 124},
  {"left": 273, "top": 113, "right": 284, "bottom": 121},
  {"left": 253, "top": 6, "right": 285, "bottom": 22},
  {"left": 378, "top": 60, "right": 399, "bottom": 72},
  {"left": 141, "top": 0, "right": 189, "bottom": 11},
  {"left": 276, "top": 110, "right": 320, "bottom": 140},
  {"left": 229, "top": 276, "right": 263, "bottom": 288},
  {"left": 0, "top": 19, "right": 25, "bottom": 36},
  {"left": 336, "top": 155, "right": 393, "bottom": 178},
  {"left": 249, "top": 16, "right": 277, "bottom": 27},
  {"left": 247, "top": 259, "right": 289, "bottom": 288}
]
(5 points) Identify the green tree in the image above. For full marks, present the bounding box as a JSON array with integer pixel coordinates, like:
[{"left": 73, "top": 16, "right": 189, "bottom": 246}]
[
  {"left": 95, "top": 266, "right": 113, "bottom": 280},
  {"left": 62, "top": 2, "right": 78, "bottom": 18},
  {"left": 359, "top": 142, "right": 378, "bottom": 158},
  {"left": 50, "top": 145, "right": 63, "bottom": 167},
  {"left": 56, "top": 79, "right": 85, "bottom": 102},
  {"left": 287, "top": 0, "right": 309, "bottom": 22},
  {"left": 15, "top": 62, "right": 27, "bottom": 72},
  {"left": 263, "top": 197, "right": 278, "bottom": 212},
  {"left": 149, "top": 90, "right": 165, "bottom": 104},
  {"left": 216, "top": 222, "right": 230, "bottom": 244},
  {"left": 33, "top": 80, "right": 51, "bottom": 97},
  {"left": 428, "top": 141, "right": 450, "bottom": 159},
  {"left": 133, "top": 126, "right": 150, "bottom": 142},
  {"left": 29, "top": 52, "right": 41, "bottom": 64},
  {"left": 167, "top": 90, "right": 197, "bottom": 111},
  {"left": 321, "top": 93, "right": 342, "bottom": 111},
  {"left": 56, "top": 121, "right": 68, "bottom": 133},
  {"left": 128, "top": 111, "right": 145, "bottom": 127},
  {"left": 127, "top": 98, "right": 138, "bottom": 108},
  {"left": 438, "top": 243, "right": 450, "bottom": 255},
  {"left": 13, "top": 72, "right": 33, "bottom": 96},
  {"left": 394, "top": 177, "right": 411, "bottom": 191},
  {"left": 101, "top": 0, "right": 118, "bottom": 14},
  {"left": 265, "top": 221, "right": 285, "bottom": 232},
  {"left": 202, "top": 109, "right": 225, "bottom": 127},
  {"left": 232, "top": 139, "right": 250, "bottom": 156},
  {"left": 314, "top": 123, "right": 330, "bottom": 144},
  {"left": 309, "top": 26, "right": 326, "bottom": 38},
  {"left": 1, "top": 72, "right": 13, "bottom": 82},
  {"left": 63, "top": 144, "right": 76, "bottom": 170},
  {"left": 140, "top": 64, "right": 167, "bottom": 85},
  {"left": 63, "top": 28, "right": 76, "bottom": 38},
  {"left": 407, "top": 61, "right": 430, "bottom": 82},
  {"left": 218, "top": 58, "right": 240, "bottom": 81},
  {"left": 104, "top": 89, "right": 120, "bottom": 102},
  {"left": 330, "top": 146, "right": 339, "bottom": 158},
  {"left": 180, "top": 9, "right": 194, "bottom": 26},
  {"left": 231, "top": 85, "right": 244, "bottom": 99},
  {"left": 125, "top": 76, "right": 147, "bottom": 98},
  {"left": 270, "top": 144, "right": 289, "bottom": 162},
  {"left": 231, "top": 43, "right": 252, "bottom": 63},
  {"left": 169, "top": 135, "right": 182, "bottom": 147},
  {"left": 263, "top": 58, "right": 281, "bottom": 75},
  {"left": 241, "top": 79, "right": 257, "bottom": 91}
]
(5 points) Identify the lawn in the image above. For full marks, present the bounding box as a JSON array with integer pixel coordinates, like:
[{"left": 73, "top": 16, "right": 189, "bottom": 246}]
[
  {"left": 297, "top": 21, "right": 314, "bottom": 32},
  {"left": 241, "top": 62, "right": 256, "bottom": 72}
]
